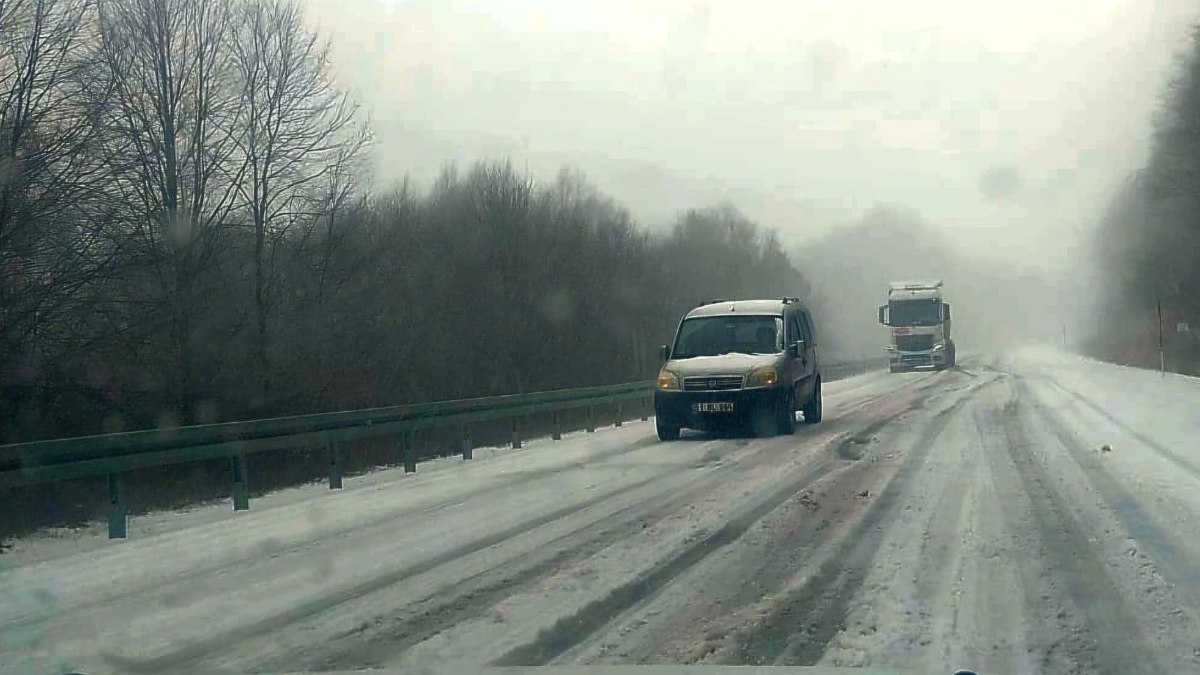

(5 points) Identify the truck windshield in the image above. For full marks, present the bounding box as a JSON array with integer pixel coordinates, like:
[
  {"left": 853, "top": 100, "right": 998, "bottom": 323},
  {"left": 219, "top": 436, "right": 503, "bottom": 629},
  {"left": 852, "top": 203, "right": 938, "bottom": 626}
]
[
  {"left": 889, "top": 299, "right": 941, "bottom": 326},
  {"left": 672, "top": 315, "right": 782, "bottom": 359}
]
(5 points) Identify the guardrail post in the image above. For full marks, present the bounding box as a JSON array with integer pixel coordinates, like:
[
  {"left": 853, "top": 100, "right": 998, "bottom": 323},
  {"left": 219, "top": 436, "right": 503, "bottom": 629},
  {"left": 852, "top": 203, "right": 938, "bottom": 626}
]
[
  {"left": 552, "top": 411, "right": 562, "bottom": 440},
  {"left": 614, "top": 402, "right": 623, "bottom": 427},
  {"left": 232, "top": 453, "right": 250, "bottom": 511},
  {"left": 460, "top": 426, "right": 473, "bottom": 460},
  {"left": 641, "top": 395, "right": 650, "bottom": 421},
  {"left": 511, "top": 417, "right": 522, "bottom": 449},
  {"left": 107, "top": 473, "right": 127, "bottom": 539},
  {"left": 586, "top": 405, "right": 596, "bottom": 433},
  {"left": 402, "top": 432, "right": 416, "bottom": 474},
  {"left": 328, "top": 441, "right": 343, "bottom": 490}
]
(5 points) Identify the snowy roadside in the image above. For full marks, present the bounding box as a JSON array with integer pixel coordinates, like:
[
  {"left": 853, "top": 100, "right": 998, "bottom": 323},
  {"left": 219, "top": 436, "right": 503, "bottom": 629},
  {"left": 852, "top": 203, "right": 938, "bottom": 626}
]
[
  {"left": 1014, "top": 345, "right": 1200, "bottom": 607},
  {"left": 0, "top": 421, "right": 657, "bottom": 567}
]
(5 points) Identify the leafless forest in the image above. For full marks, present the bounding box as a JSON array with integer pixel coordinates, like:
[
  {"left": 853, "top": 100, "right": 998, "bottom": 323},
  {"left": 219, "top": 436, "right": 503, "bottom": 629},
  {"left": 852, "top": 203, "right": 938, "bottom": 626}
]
[{"left": 0, "top": 0, "right": 806, "bottom": 443}]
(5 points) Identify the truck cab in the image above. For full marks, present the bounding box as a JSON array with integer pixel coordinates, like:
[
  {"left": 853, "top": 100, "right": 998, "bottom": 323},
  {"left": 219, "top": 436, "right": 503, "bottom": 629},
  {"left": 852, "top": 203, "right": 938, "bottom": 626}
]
[{"left": 878, "top": 280, "right": 956, "bottom": 372}]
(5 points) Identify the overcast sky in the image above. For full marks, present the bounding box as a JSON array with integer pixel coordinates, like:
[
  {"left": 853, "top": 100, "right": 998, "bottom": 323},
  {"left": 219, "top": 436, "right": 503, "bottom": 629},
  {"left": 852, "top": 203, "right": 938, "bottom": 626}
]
[{"left": 302, "top": 0, "right": 1197, "bottom": 269}]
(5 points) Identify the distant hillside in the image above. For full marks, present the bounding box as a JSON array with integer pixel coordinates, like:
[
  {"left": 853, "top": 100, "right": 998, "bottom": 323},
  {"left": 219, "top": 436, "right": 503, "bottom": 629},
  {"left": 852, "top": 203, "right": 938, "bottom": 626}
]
[{"left": 794, "top": 205, "right": 1075, "bottom": 361}]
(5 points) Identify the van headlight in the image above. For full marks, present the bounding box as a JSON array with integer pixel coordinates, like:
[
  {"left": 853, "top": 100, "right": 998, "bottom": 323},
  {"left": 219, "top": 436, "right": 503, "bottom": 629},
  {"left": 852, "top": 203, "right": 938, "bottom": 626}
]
[
  {"left": 657, "top": 369, "right": 680, "bottom": 391},
  {"left": 932, "top": 343, "right": 945, "bottom": 352},
  {"left": 746, "top": 366, "right": 778, "bottom": 388}
]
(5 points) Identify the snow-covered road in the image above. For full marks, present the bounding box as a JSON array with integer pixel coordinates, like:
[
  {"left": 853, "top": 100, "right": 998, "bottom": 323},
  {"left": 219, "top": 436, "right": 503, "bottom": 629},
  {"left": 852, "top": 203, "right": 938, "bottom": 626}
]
[{"left": 4, "top": 349, "right": 1200, "bottom": 674}]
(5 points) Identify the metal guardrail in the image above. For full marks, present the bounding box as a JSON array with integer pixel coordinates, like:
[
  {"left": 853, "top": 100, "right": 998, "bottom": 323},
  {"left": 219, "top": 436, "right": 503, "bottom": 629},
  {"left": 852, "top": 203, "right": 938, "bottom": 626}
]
[
  {"left": 0, "top": 358, "right": 888, "bottom": 540},
  {"left": 0, "top": 381, "right": 654, "bottom": 538}
]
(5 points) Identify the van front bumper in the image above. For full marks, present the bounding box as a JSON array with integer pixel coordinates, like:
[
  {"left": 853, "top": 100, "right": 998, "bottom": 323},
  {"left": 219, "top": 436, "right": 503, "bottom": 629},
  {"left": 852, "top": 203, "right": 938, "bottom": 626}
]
[{"left": 654, "top": 388, "right": 782, "bottom": 430}]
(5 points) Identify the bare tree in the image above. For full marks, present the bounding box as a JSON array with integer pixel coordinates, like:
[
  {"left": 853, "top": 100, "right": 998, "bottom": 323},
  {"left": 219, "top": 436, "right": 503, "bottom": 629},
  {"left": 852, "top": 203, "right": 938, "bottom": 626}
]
[
  {"left": 0, "top": 0, "right": 111, "bottom": 417},
  {"left": 298, "top": 141, "right": 370, "bottom": 308},
  {"left": 229, "top": 0, "right": 370, "bottom": 404},
  {"left": 96, "top": 0, "right": 245, "bottom": 420}
]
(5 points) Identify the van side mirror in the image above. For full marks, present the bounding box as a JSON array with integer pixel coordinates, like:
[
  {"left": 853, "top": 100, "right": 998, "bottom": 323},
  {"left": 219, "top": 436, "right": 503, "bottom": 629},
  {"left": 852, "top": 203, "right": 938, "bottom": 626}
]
[
  {"left": 942, "top": 302, "right": 951, "bottom": 320},
  {"left": 877, "top": 305, "right": 889, "bottom": 326},
  {"left": 660, "top": 344, "right": 671, "bottom": 362},
  {"left": 790, "top": 341, "right": 804, "bottom": 358}
]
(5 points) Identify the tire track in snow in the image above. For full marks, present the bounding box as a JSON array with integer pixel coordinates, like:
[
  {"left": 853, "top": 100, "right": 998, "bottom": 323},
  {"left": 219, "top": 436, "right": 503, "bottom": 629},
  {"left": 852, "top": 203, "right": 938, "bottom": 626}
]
[
  {"left": 292, "top": 398, "right": 924, "bottom": 670},
  {"left": 1025, "top": 377, "right": 1200, "bottom": 601},
  {"left": 993, "top": 380, "right": 1163, "bottom": 675},
  {"left": 574, "top": 381, "right": 987, "bottom": 665},
  {"left": 103, "top": 472, "right": 669, "bottom": 673},
  {"left": 490, "top": 452, "right": 841, "bottom": 667},
  {"left": 911, "top": 448, "right": 970, "bottom": 609},
  {"left": 1017, "top": 377, "right": 1200, "bottom": 674},
  {"left": 276, "top": 438, "right": 802, "bottom": 670},
  {"left": 710, "top": 375, "right": 998, "bottom": 667},
  {"left": 489, "top": 371, "right": 981, "bottom": 667}
]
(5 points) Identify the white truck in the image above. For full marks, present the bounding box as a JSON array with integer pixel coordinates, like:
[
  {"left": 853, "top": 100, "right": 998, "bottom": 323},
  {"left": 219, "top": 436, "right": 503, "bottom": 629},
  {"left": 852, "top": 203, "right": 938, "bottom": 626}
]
[{"left": 877, "top": 280, "right": 956, "bottom": 372}]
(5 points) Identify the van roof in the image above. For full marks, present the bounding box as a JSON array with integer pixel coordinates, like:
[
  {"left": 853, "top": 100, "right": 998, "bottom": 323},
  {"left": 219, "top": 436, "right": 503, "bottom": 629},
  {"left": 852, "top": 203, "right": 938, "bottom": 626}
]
[{"left": 685, "top": 299, "right": 808, "bottom": 319}]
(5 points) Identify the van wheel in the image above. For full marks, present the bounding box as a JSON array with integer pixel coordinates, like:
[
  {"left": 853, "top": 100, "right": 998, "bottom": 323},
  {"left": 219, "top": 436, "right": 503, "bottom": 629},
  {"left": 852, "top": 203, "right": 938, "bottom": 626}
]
[
  {"left": 775, "top": 389, "right": 796, "bottom": 436},
  {"left": 656, "top": 420, "right": 680, "bottom": 441},
  {"left": 802, "top": 378, "right": 823, "bottom": 424}
]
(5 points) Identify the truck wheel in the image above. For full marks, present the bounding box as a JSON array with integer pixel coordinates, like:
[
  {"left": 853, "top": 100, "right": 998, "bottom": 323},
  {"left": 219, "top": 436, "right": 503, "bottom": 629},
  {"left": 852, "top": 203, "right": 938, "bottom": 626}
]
[
  {"left": 775, "top": 389, "right": 796, "bottom": 436},
  {"left": 802, "top": 378, "right": 823, "bottom": 424},
  {"left": 656, "top": 419, "right": 680, "bottom": 441}
]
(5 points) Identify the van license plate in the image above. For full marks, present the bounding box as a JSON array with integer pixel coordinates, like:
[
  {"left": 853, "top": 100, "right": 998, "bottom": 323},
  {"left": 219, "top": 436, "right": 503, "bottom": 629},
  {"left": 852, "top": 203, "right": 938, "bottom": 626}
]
[{"left": 694, "top": 402, "right": 734, "bottom": 413}]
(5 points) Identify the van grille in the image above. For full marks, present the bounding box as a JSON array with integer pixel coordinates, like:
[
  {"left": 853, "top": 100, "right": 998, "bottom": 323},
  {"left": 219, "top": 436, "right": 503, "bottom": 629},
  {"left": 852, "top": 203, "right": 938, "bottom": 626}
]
[{"left": 683, "top": 375, "right": 744, "bottom": 392}]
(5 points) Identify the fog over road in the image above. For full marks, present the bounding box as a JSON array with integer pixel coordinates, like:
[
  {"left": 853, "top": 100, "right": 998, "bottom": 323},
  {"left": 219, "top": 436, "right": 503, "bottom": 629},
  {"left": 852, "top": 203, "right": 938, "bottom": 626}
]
[{"left": 5, "top": 348, "right": 1200, "bottom": 675}]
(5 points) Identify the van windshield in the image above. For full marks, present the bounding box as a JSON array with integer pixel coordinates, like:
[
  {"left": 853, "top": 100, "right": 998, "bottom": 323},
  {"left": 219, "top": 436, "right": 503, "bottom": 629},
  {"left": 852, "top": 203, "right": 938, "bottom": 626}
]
[{"left": 672, "top": 315, "right": 782, "bottom": 359}]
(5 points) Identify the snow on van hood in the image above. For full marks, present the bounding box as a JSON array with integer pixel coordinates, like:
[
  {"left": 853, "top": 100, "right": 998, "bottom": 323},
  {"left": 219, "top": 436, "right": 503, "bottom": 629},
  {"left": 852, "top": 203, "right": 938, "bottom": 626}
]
[{"left": 666, "top": 352, "right": 778, "bottom": 377}]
